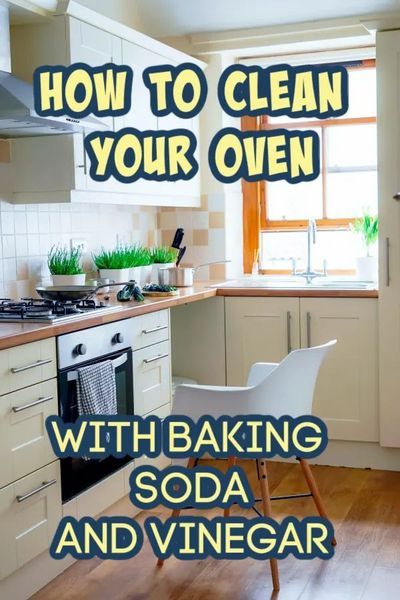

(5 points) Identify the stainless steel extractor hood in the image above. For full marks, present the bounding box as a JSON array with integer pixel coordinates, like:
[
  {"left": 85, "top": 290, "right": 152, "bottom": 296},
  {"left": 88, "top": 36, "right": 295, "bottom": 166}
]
[{"left": 0, "top": 4, "right": 106, "bottom": 138}]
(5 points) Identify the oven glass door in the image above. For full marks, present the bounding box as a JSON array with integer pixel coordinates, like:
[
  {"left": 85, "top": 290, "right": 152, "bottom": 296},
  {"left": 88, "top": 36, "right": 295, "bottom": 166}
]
[{"left": 58, "top": 348, "right": 133, "bottom": 502}]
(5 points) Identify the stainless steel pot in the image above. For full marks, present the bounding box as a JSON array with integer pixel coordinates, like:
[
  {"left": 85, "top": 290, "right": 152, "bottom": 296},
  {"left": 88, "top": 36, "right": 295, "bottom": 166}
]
[{"left": 159, "top": 261, "right": 230, "bottom": 287}]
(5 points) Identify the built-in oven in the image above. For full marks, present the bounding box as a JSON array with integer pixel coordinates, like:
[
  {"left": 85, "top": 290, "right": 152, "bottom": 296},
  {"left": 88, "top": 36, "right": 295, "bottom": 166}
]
[{"left": 57, "top": 320, "right": 134, "bottom": 503}]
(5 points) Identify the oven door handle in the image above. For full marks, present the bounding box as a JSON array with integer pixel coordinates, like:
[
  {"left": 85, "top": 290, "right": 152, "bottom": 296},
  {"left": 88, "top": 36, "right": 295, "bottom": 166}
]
[{"left": 66, "top": 352, "right": 129, "bottom": 382}]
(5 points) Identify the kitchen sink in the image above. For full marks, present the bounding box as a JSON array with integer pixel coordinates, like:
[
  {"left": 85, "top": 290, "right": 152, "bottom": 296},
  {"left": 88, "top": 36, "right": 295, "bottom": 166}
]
[{"left": 211, "top": 278, "right": 377, "bottom": 290}]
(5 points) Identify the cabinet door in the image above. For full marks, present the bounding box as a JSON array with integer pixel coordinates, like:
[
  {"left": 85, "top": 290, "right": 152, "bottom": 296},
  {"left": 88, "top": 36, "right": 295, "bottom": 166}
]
[
  {"left": 134, "top": 403, "right": 171, "bottom": 471},
  {"left": 376, "top": 31, "right": 400, "bottom": 447},
  {"left": 68, "top": 17, "right": 122, "bottom": 193},
  {"left": 133, "top": 341, "right": 171, "bottom": 415},
  {"left": 225, "top": 297, "right": 300, "bottom": 386},
  {"left": 0, "top": 338, "right": 56, "bottom": 397},
  {"left": 0, "top": 461, "right": 61, "bottom": 581},
  {"left": 0, "top": 380, "right": 58, "bottom": 489},
  {"left": 118, "top": 42, "right": 201, "bottom": 206},
  {"left": 300, "top": 298, "right": 378, "bottom": 442}
]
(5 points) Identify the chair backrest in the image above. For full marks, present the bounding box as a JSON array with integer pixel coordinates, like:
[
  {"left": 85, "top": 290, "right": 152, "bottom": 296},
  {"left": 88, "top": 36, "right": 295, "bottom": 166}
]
[
  {"left": 248, "top": 340, "right": 336, "bottom": 417},
  {"left": 172, "top": 340, "right": 336, "bottom": 421}
]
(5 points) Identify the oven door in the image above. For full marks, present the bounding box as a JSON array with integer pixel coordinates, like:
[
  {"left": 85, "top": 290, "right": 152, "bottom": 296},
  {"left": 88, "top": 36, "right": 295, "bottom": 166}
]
[{"left": 58, "top": 348, "right": 133, "bottom": 502}]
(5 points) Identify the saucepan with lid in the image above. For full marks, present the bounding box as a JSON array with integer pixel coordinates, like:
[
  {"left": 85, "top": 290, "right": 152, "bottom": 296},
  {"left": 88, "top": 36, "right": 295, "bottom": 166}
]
[{"left": 159, "top": 260, "right": 230, "bottom": 287}]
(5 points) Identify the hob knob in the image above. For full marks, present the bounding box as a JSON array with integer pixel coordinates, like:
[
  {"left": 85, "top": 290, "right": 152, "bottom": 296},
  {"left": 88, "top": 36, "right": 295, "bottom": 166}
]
[
  {"left": 112, "top": 333, "right": 124, "bottom": 344},
  {"left": 74, "top": 343, "right": 87, "bottom": 356}
]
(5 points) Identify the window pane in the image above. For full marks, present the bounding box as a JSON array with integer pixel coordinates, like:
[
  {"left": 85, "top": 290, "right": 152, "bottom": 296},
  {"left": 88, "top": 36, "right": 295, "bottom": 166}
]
[
  {"left": 326, "top": 171, "right": 377, "bottom": 218},
  {"left": 342, "top": 68, "right": 376, "bottom": 118},
  {"left": 327, "top": 123, "right": 377, "bottom": 168},
  {"left": 268, "top": 66, "right": 376, "bottom": 125},
  {"left": 267, "top": 177, "right": 323, "bottom": 221}
]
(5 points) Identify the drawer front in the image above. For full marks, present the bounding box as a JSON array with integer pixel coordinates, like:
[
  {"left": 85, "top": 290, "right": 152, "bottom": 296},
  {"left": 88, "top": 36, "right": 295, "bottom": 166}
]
[
  {"left": 144, "top": 403, "right": 171, "bottom": 420},
  {"left": 0, "top": 380, "right": 58, "bottom": 489},
  {"left": 133, "top": 341, "right": 171, "bottom": 416},
  {"left": 0, "top": 461, "right": 61, "bottom": 581},
  {"left": 130, "top": 310, "right": 169, "bottom": 350},
  {"left": 0, "top": 338, "right": 56, "bottom": 396},
  {"left": 135, "top": 404, "right": 172, "bottom": 471}
]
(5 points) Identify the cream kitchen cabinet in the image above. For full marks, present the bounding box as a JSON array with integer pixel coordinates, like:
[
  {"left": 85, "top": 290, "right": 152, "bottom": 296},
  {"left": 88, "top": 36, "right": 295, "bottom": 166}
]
[
  {"left": 0, "top": 338, "right": 56, "bottom": 396},
  {"left": 11, "top": 16, "right": 122, "bottom": 200},
  {"left": 225, "top": 297, "right": 300, "bottom": 386},
  {"left": 300, "top": 298, "right": 379, "bottom": 442},
  {"left": 118, "top": 40, "right": 201, "bottom": 204},
  {"left": 225, "top": 296, "right": 378, "bottom": 442},
  {"left": 10, "top": 5, "right": 202, "bottom": 206},
  {"left": 0, "top": 379, "right": 58, "bottom": 489},
  {"left": 133, "top": 340, "right": 171, "bottom": 416},
  {"left": 376, "top": 30, "right": 400, "bottom": 447},
  {"left": 0, "top": 461, "right": 61, "bottom": 581}
]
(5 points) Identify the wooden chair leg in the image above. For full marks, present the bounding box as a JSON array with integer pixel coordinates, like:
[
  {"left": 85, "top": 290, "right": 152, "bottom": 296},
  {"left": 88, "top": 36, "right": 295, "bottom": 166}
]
[
  {"left": 299, "top": 458, "right": 337, "bottom": 546},
  {"left": 257, "top": 459, "right": 280, "bottom": 592},
  {"left": 224, "top": 456, "right": 237, "bottom": 518},
  {"left": 157, "top": 457, "right": 196, "bottom": 567}
]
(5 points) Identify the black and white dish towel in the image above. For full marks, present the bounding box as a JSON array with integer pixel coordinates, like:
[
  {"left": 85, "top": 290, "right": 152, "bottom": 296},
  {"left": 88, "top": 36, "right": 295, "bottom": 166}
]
[{"left": 77, "top": 360, "right": 117, "bottom": 416}]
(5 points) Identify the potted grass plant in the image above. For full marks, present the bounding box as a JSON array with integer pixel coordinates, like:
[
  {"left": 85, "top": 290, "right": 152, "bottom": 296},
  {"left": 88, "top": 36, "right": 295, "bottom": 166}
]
[
  {"left": 352, "top": 214, "right": 379, "bottom": 281},
  {"left": 92, "top": 246, "right": 132, "bottom": 284},
  {"left": 48, "top": 245, "right": 86, "bottom": 286},
  {"left": 150, "top": 246, "right": 178, "bottom": 283},
  {"left": 127, "top": 244, "right": 152, "bottom": 285}
]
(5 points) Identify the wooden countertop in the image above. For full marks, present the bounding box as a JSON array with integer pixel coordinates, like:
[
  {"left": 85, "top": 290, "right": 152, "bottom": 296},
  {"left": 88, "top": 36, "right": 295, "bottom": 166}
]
[
  {"left": 0, "top": 282, "right": 378, "bottom": 350},
  {"left": 216, "top": 287, "right": 379, "bottom": 299}
]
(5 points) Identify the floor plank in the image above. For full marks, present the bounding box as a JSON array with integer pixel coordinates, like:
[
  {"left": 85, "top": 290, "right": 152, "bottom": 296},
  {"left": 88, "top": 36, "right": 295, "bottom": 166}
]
[{"left": 32, "top": 460, "right": 400, "bottom": 600}]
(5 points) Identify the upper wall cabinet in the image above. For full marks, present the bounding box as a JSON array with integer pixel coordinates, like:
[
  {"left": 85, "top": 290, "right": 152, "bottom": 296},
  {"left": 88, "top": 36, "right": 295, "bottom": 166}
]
[{"left": 9, "top": 5, "right": 203, "bottom": 207}]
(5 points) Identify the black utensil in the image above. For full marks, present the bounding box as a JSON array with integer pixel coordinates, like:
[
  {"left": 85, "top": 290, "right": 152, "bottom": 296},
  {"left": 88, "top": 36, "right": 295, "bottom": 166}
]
[
  {"left": 176, "top": 246, "right": 186, "bottom": 267},
  {"left": 171, "top": 228, "right": 184, "bottom": 249}
]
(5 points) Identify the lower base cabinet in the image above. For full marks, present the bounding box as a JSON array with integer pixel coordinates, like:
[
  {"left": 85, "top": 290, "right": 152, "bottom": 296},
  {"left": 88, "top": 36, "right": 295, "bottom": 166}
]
[
  {"left": 225, "top": 297, "right": 378, "bottom": 442},
  {"left": 0, "top": 461, "right": 61, "bottom": 581},
  {"left": 225, "top": 297, "right": 300, "bottom": 385},
  {"left": 300, "top": 298, "right": 378, "bottom": 442}
]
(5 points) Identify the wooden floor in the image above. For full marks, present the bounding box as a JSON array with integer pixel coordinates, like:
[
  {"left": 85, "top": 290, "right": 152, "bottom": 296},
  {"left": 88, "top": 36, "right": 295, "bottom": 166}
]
[{"left": 33, "top": 460, "right": 400, "bottom": 600}]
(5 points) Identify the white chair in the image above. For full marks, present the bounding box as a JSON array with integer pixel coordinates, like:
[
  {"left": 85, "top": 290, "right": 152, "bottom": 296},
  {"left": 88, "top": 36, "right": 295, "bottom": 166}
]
[{"left": 158, "top": 340, "right": 337, "bottom": 591}]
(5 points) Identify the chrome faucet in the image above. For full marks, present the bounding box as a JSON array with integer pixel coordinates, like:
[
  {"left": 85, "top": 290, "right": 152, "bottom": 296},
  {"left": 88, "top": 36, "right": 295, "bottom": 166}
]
[{"left": 296, "top": 219, "right": 326, "bottom": 284}]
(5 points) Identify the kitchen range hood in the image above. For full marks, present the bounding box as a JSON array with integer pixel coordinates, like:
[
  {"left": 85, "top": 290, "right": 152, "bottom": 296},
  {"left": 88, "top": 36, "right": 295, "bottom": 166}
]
[
  {"left": 0, "top": 70, "right": 106, "bottom": 138},
  {"left": 0, "top": 4, "right": 106, "bottom": 138}
]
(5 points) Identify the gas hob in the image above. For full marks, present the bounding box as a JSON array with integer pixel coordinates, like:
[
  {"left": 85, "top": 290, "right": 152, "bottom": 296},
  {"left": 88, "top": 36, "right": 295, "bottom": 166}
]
[{"left": 0, "top": 298, "right": 122, "bottom": 323}]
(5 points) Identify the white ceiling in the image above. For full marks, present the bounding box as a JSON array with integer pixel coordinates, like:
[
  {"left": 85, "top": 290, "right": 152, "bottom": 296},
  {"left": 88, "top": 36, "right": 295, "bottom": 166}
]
[{"left": 134, "top": 0, "right": 400, "bottom": 37}]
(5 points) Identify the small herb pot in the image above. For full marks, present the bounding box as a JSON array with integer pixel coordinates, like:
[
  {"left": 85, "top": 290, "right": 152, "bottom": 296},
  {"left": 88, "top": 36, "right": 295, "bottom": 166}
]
[
  {"left": 99, "top": 268, "right": 131, "bottom": 284},
  {"left": 130, "top": 265, "right": 152, "bottom": 285},
  {"left": 51, "top": 274, "right": 86, "bottom": 286},
  {"left": 356, "top": 256, "right": 378, "bottom": 282}
]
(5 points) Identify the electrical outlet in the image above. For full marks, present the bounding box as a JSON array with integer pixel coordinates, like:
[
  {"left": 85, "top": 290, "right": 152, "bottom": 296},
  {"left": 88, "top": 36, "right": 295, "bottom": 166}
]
[{"left": 70, "top": 238, "right": 87, "bottom": 253}]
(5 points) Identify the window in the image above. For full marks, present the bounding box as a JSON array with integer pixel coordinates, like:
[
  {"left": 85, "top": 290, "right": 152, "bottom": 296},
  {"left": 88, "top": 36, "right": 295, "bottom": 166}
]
[{"left": 242, "top": 59, "right": 377, "bottom": 273}]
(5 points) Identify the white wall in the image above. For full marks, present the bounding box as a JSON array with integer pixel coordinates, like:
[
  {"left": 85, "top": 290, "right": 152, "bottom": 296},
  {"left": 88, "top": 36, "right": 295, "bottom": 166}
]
[{"left": 75, "top": 0, "right": 143, "bottom": 30}]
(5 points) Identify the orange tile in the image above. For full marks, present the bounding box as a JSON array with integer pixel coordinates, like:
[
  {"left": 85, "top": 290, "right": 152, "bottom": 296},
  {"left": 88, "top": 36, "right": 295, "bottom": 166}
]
[
  {"left": 161, "top": 229, "right": 175, "bottom": 245},
  {"left": 209, "top": 212, "right": 225, "bottom": 228},
  {"left": 193, "top": 229, "right": 209, "bottom": 246}
]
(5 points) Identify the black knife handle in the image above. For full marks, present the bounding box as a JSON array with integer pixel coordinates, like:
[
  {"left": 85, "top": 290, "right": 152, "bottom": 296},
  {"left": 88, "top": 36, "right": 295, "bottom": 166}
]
[{"left": 171, "top": 228, "right": 185, "bottom": 249}]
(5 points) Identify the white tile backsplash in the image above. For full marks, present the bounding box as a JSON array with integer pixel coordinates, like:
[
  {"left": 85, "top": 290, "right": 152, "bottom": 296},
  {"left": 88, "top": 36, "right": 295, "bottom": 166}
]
[{"left": 0, "top": 201, "right": 159, "bottom": 298}]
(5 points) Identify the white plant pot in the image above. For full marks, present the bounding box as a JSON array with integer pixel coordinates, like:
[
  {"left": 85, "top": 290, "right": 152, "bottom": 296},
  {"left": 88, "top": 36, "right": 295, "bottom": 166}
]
[
  {"left": 51, "top": 274, "right": 86, "bottom": 286},
  {"left": 129, "top": 267, "right": 141, "bottom": 283},
  {"left": 140, "top": 265, "right": 152, "bottom": 285},
  {"left": 356, "top": 256, "right": 378, "bottom": 282},
  {"left": 98, "top": 268, "right": 130, "bottom": 284},
  {"left": 129, "top": 266, "right": 152, "bottom": 285},
  {"left": 151, "top": 262, "right": 176, "bottom": 284}
]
